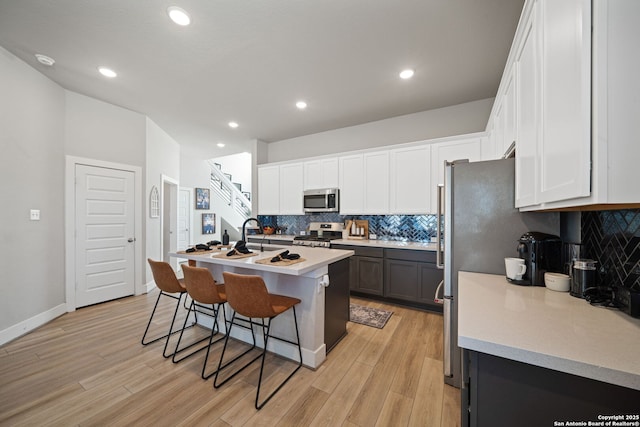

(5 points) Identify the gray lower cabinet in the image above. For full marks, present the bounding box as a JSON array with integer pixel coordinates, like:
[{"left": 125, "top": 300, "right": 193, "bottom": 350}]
[
  {"left": 334, "top": 244, "right": 442, "bottom": 309},
  {"left": 465, "top": 350, "right": 640, "bottom": 427},
  {"left": 384, "top": 249, "right": 442, "bottom": 309},
  {"left": 344, "top": 246, "right": 384, "bottom": 296}
]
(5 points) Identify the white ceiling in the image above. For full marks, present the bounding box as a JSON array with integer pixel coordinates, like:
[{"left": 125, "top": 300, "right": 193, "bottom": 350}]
[{"left": 0, "top": 0, "right": 524, "bottom": 155}]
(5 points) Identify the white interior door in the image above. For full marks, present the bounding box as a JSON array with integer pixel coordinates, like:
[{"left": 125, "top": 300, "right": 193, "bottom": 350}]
[
  {"left": 178, "top": 188, "right": 191, "bottom": 251},
  {"left": 75, "top": 164, "right": 135, "bottom": 307}
]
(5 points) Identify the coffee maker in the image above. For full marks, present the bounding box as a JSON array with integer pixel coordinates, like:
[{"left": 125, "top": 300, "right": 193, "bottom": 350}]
[{"left": 515, "top": 232, "right": 563, "bottom": 286}]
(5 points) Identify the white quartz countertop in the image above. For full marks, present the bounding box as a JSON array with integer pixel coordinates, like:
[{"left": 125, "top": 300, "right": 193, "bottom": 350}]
[
  {"left": 330, "top": 239, "right": 438, "bottom": 251},
  {"left": 458, "top": 271, "right": 640, "bottom": 391},
  {"left": 171, "top": 246, "right": 354, "bottom": 277},
  {"left": 251, "top": 234, "right": 438, "bottom": 251},
  {"left": 249, "top": 234, "right": 297, "bottom": 241}
]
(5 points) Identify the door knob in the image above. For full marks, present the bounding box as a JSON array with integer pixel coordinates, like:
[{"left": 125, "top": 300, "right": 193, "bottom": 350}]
[{"left": 128, "top": 238, "right": 136, "bottom": 243}]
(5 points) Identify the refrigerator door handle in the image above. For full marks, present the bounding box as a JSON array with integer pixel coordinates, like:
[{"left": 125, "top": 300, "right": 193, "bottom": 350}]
[
  {"left": 436, "top": 184, "right": 444, "bottom": 269},
  {"left": 443, "top": 296, "right": 452, "bottom": 377}
]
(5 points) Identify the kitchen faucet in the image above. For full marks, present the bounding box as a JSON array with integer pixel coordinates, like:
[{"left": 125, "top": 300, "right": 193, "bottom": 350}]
[{"left": 241, "top": 217, "right": 263, "bottom": 242}]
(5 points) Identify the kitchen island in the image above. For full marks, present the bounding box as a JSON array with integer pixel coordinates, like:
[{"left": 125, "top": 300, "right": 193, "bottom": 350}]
[
  {"left": 458, "top": 271, "right": 640, "bottom": 426},
  {"left": 171, "top": 246, "right": 354, "bottom": 369}
]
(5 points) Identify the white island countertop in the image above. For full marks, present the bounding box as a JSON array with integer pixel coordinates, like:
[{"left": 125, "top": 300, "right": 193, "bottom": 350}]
[
  {"left": 458, "top": 271, "right": 640, "bottom": 391},
  {"left": 172, "top": 246, "right": 353, "bottom": 277}
]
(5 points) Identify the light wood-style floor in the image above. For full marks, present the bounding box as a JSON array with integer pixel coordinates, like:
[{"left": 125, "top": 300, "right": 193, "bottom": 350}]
[{"left": 0, "top": 291, "right": 460, "bottom": 427}]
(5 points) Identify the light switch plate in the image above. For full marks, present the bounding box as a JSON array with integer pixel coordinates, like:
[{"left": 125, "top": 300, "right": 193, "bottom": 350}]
[{"left": 30, "top": 209, "right": 40, "bottom": 221}]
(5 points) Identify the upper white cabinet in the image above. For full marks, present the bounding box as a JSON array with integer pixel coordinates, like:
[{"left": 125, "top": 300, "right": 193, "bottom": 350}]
[
  {"left": 430, "top": 136, "right": 483, "bottom": 210},
  {"left": 363, "top": 151, "right": 390, "bottom": 214},
  {"left": 537, "top": 0, "right": 591, "bottom": 204},
  {"left": 510, "top": 0, "right": 640, "bottom": 210},
  {"left": 339, "top": 151, "right": 391, "bottom": 214},
  {"left": 303, "top": 158, "right": 339, "bottom": 190},
  {"left": 390, "top": 144, "right": 431, "bottom": 214},
  {"left": 514, "top": 2, "right": 540, "bottom": 208},
  {"left": 338, "top": 154, "right": 364, "bottom": 214},
  {"left": 279, "top": 163, "right": 304, "bottom": 214},
  {"left": 257, "top": 165, "right": 279, "bottom": 215},
  {"left": 257, "top": 162, "right": 303, "bottom": 215}
]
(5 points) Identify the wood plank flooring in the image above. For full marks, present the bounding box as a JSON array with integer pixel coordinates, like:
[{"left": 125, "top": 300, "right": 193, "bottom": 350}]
[{"left": 0, "top": 291, "right": 460, "bottom": 426}]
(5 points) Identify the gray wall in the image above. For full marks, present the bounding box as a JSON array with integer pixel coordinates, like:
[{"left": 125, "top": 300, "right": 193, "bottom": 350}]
[
  {"left": 0, "top": 46, "right": 184, "bottom": 338},
  {"left": 65, "top": 91, "right": 146, "bottom": 166},
  {"left": 0, "top": 46, "right": 66, "bottom": 331},
  {"left": 145, "top": 118, "right": 180, "bottom": 283},
  {"left": 266, "top": 98, "right": 493, "bottom": 163}
]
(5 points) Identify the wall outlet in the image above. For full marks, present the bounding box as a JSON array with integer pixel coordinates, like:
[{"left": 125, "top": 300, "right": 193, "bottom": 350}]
[{"left": 30, "top": 209, "right": 40, "bottom": 221}]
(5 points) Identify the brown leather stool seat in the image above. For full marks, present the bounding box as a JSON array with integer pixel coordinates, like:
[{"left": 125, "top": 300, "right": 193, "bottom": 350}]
[
  {"left": 214, "top": 272, "right": 303, "bottom": 410},
  {"left": 142, "top": 259, "right": 191, "bottom": 358},
  {"left": 176, "top": 265, "right": 228, "bottom": 379}
]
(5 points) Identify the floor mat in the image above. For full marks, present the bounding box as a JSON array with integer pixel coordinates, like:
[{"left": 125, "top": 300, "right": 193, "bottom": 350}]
[{"left": 349, "top": 303, "right": 393, "bottom": 329}]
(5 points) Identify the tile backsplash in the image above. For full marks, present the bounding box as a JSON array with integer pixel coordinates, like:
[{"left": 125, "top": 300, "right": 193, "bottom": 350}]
[
  {"left": 258, "top": 213, "right": 438, "bottom": 242},
  {"left": 581, "top": 209, "right": 640, "bottom": 291}
]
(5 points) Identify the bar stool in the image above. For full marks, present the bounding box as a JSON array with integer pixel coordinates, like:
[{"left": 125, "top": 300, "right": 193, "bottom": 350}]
[
  {"left": 214, "top": 272, "right": 303, "bottom": 410},
  {"left": 143, "top": 259, "right": 192, "bottom": 358},
  {"left": 176, "top": 265, "right": 228, "bottom": 379}
]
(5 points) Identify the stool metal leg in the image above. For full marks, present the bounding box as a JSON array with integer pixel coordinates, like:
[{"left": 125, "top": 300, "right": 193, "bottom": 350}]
[
  {"left": 142, "top": 291, "right": 189, "bottom": 350},
  {"left": 172, "top": 301, "right": 226, "bottom": 364},
  {"left": 255, "top": 305, "right": 303, "bottom": 410},
  {"left": 213, "top": 311, "right": 262, "bottom": 389}
]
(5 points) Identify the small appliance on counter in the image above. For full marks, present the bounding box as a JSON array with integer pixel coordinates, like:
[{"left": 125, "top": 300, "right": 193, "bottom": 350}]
[
  {"left": 512, "top": 232, "right": 563, "bottom": 286},
  {"left": 569, "top": 258, "right": 598, "bottom": 298},
  {"left": 293, "top": 222, "right": 343, "bottom": 248}
]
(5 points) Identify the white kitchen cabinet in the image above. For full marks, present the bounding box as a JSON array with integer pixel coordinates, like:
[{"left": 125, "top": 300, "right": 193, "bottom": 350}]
[
  {"left": 339, "top": 151, "right": 390, "bottom": 214},
  {"left": 279, "top": 162, "right": 304, "bottom": 214},
  {"left": 389, "top": 144, "right": 431, "bottom": 214},
  {"left": 521, "top": 0, "right": 640, "bottom": 210},
  {"left": 363, "top": 151, "right": 389, "bottom": 214},
  {"left": 514, "top": 2, "right": 539, "bottom": 208},
  {"left": 303, "top": 158, "right": 339, "bottom": 190},
  {"left": 430, "top": 136, "right": 483, "bottom": 211},
  {"left": 339, "top": 154, "right": 364, "bottom": 214},
  {"left": 257, "top": 165, "right": 279, "bottom": 215},
  {"left": 537, "top": 0, "right": 591, "bottom": 204}
]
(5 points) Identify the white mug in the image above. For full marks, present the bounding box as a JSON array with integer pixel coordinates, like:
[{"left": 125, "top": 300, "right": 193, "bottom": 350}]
[{"left": 505, "top": 257, "right": 527, "bottom": 280}]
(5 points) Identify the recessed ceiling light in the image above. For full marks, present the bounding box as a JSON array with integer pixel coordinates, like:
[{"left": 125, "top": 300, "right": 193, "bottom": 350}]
[
  {"left": 228, "top": 121, "right": 239, "bottom": 129},
  {"left": 217, "top": 143, "right": 225, "bottom": 148},
  {"left": 35, "top": 54, "right": 55, "bottom": 67},
  {"left": 98, "top": 67, "right": 117, "bottom": 78},
  {"left": 296, "top": 101, "right": 307, "bottom": 110},
  {"left": 167, "top": 6, "right": 191, "bottom": 26},
  {"left": 399, "top": 69, "right": 415, "bottom": 80}
]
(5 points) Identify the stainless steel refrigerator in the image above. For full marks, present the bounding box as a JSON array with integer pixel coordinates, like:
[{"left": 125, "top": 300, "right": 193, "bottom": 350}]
[{"left": 438, "top": 158, "right": 559, "bottom": 388}]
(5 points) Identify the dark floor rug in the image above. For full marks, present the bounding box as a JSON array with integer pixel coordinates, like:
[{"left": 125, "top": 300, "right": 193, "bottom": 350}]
[{"left": 349, "top": 303, "right": 393, "bottom": 329}]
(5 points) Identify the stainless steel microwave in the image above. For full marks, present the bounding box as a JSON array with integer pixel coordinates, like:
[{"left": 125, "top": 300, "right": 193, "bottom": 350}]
[{"left": 303, "top": 188, "right": 340, "bottom": 213}]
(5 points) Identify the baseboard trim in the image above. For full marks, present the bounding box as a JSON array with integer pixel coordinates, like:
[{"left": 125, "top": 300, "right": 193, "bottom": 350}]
[
  {"left": 0, "top": 304, "right": 67, "bottom": 346},
  {"left": 145, "top": 281, "right": 156, "bottom": 293}
]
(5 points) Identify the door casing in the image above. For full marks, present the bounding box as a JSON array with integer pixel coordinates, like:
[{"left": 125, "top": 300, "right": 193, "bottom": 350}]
[{"left": 65, "top": 155, "right": 143, "bottom": 312}]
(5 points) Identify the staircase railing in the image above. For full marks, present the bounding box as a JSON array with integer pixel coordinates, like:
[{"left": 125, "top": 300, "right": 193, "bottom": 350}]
[{"left": 208, "top": 161, "right": 251, "bottom": 220}]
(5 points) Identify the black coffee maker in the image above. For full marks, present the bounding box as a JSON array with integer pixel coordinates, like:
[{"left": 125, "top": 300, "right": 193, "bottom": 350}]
[{"left": 515, "top": 232, "right": 563, "bottom": 286}]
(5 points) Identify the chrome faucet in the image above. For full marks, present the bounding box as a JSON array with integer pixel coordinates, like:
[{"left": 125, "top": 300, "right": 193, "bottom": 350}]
[{"left": 241, "top": 217, "right": 263, "bottom": 242}]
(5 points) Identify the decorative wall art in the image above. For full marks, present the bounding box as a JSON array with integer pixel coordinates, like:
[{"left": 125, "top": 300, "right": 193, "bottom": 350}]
[
  {"left": 202, "top": 213, "right": 215, "bottom": 234},
  {"left": 195, "top": 187, "right": 210, "bottom": 210},
  {"left": 149, "top": 186, "right": 159, "bottom": 218}
]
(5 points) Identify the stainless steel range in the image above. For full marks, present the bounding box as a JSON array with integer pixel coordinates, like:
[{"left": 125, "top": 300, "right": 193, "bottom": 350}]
[{"left": 293, "top": 222, "right": 344, "bottom": 248}]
